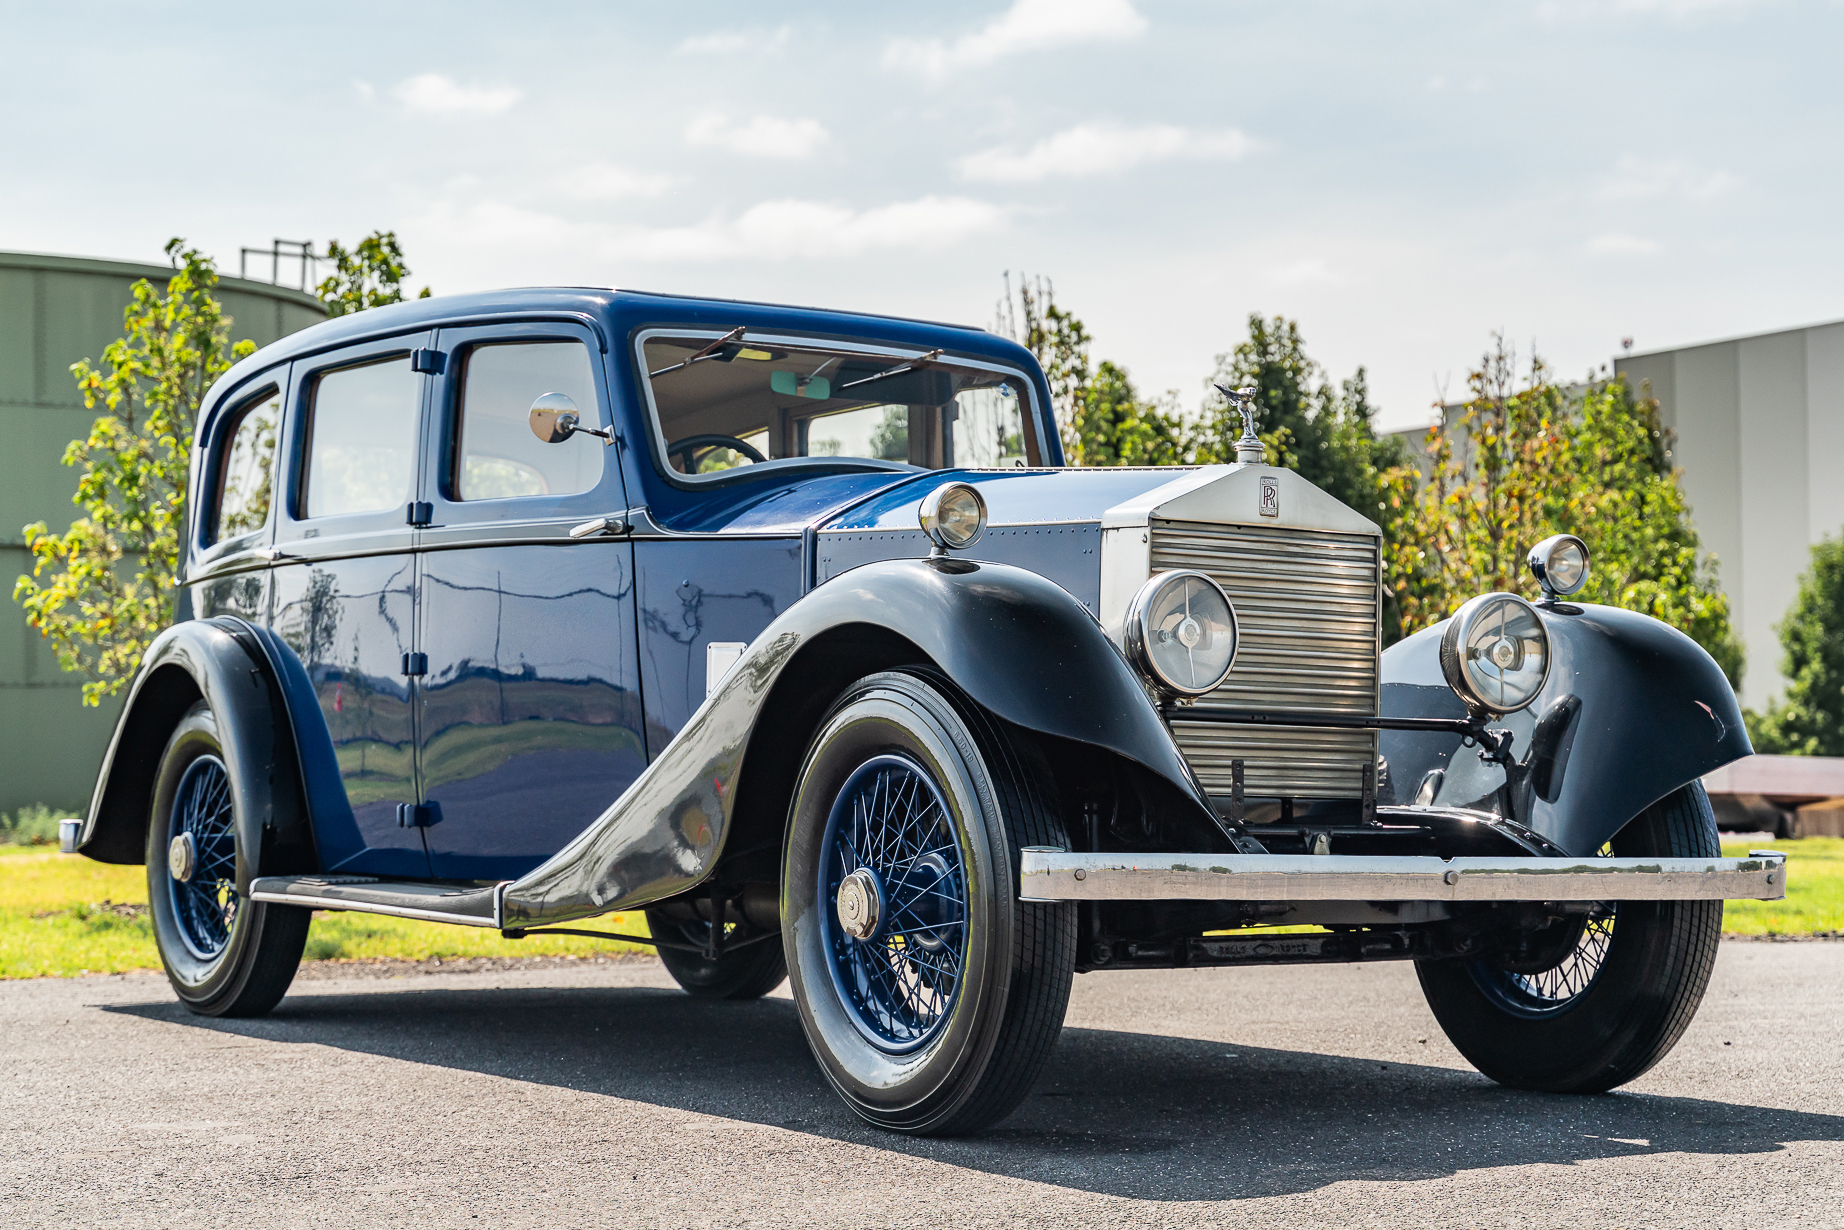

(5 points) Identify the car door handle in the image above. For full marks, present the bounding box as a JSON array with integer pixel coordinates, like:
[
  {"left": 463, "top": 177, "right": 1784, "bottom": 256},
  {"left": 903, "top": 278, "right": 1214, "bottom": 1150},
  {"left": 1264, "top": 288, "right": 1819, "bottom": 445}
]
[{"left": 569, "top": 516, "right": 630, "bottom": 538}]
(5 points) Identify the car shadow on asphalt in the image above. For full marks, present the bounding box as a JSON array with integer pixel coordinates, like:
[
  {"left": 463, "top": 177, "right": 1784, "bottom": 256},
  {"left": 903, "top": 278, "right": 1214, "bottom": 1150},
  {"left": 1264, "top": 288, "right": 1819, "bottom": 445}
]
[{"left": 107, "top": 981, "right": 1844, "bottom": 1202}]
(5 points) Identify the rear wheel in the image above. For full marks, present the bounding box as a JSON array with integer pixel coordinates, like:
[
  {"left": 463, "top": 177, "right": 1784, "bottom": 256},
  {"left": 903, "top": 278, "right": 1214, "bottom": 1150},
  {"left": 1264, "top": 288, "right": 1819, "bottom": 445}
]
[
  {"left": 647, "top": 909, "right": 788, "bottom": 1000},
  {"left": 1416, "top": 782, "right": 1722, "bottom": 1092},
  {"left": 782, "top": 671, "right": 1076, "bottom": 1136},
  {"left": 146, "top": 702, "right": 309, "bottom": 1018}
]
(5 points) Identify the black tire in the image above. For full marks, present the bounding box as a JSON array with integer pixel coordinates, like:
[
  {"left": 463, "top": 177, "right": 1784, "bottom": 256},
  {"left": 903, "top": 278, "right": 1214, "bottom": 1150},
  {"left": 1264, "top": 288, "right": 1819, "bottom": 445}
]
[
  {"left": 782, "top": 670, "right": 1076, "bottom": 1136},
  {"left": 146, "top": 701, "right": 309, "bottom": 1018},
  {"left": 647, "top": 909, "right": 788, "bottom": 1000},
  {"left": 1416, "top": 782, "right": 1723, "bottom": 1093}
]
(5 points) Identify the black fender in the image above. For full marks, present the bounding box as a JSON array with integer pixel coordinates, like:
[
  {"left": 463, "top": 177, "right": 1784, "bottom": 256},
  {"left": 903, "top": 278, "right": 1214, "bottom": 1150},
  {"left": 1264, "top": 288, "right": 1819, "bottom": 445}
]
[
  {"left": 502, "top": 556, "right": 1214, "bottom": 927},
  {"left": 1379, "top": 602, "right": 1751, "bottom": 856},
  {"left": 77, "top": 617, "right": 320, "bottom": 890}
]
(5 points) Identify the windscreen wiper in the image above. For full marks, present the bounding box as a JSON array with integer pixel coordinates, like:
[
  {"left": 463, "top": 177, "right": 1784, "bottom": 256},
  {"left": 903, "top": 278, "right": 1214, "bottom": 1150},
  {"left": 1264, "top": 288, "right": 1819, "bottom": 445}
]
[
  {"left": 837, "top": 348, "right": 942, "bottom": 391},
  {"left": 650, "top": 327, "right": 746, "bottom": 378}
]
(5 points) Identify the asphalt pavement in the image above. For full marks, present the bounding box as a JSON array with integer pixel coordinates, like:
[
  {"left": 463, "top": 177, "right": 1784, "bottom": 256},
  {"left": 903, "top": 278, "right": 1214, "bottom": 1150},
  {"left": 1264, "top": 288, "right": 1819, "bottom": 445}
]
[{"left": 3, "top": 941, "right": 1840, "bottom": 1228}]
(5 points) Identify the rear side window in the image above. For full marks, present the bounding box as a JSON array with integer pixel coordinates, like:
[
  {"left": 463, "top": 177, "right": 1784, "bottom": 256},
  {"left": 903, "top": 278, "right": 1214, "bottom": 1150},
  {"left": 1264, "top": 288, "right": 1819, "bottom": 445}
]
[
  {"left": 213, "top": 387, "right": 280, "bottom": 542},
  {"left": 303, "top": 356, "right": 419, "bottom": 519},
  {"left": 455, "top": 341, "right": 603, "bottom": 501}
]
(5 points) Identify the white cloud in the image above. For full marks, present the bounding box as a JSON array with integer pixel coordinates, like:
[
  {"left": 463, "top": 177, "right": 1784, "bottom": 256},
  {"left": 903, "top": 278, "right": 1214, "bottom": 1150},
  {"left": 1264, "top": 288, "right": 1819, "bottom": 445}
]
[
  {"left": 958, "top": 122, "right": 1253, "bottom": 183},
  {"left": 1538, "top": 0, "right": 1769, "bottom": 19},
  {"left": 1587, "top": 232, "right": 1662, "bottom": 255},
  {"left": 886, "top": 0, "right": 1146, "bottom": 76},
  {"left": 685, "top": 113, "right": 830, "bottom": 159},
  {"left": 418, "top": 195, "right": 1010, "bottom": 264},
  {"left": 678, "top": 27, "right": 791, "bottom": 55},
  {"left": 1597, "top": 156, "right": 1739, "bottom": 201},
  {"left": 393, "top": 73, "right": 521, "bottom": 116},
  {"left": 554, "top": 162, "right": 675, "bottom": 202}
]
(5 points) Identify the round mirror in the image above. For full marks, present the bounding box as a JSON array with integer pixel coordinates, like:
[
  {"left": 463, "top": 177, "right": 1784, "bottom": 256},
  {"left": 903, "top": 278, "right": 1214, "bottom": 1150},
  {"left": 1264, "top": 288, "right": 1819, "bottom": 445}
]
[{"left": 529, "top": 392, "right": 580, "bottom": 444}]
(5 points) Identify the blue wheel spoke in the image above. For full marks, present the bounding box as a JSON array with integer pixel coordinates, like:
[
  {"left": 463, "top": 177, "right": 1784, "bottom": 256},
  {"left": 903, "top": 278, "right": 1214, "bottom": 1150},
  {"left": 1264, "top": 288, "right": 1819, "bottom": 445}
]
[
  {"left": 820, "top": 752, "right": 969, "bottom": 1053},
  {"left": 165, "top": 754, "right": 239, "bottom": 961}
]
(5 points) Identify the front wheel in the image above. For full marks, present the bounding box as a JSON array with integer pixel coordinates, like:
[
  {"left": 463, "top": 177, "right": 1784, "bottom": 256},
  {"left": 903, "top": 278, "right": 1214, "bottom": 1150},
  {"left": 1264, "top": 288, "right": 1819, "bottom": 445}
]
[
  {"left": 1416, "top": 782, "right": 1723, "bottom": 1093},
  {"left": 146, "top": 701, "right": 309, "bottom": 1017},
  {"left": 782, "top": 671, "right": 1076, "bottom": 1136}
]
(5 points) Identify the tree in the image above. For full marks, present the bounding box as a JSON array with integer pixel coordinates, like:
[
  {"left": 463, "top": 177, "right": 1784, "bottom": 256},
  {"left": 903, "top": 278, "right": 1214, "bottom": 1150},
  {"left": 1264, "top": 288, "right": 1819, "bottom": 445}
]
[
  {"left": 13, "top": 241, "right": 254, "bottom": 705},
  {"left": 1748, "top": 536, "right": 1844, "bottom": 755},
  {"left": 1070, "top": 362, "right": 1186, "bottom": 467},
  {"left": 316, "top": 230, "right": 430, "bottom": 316},
  {"left": 1390, "top": 336, "right": 1743, "bottom": 684},
  {"left": 995, "top": 274, "right": 1186, "bottom": 466},
  {"left": 1195, "top": 315, "right": 1414, "bottom": 637}
]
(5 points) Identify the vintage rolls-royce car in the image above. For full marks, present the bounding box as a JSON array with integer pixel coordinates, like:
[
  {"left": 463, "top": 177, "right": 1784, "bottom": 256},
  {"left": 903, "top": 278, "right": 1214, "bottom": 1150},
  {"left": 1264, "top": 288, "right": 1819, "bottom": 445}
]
[{"left": 65, "top": 287, "right": 1783, "bottom": 1136}]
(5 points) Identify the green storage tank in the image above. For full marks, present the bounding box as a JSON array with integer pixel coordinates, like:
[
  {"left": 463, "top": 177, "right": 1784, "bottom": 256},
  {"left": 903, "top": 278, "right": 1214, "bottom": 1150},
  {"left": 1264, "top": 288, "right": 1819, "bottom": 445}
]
[{"left": 0, "top": 250, "right": 327, "bottom": 815}]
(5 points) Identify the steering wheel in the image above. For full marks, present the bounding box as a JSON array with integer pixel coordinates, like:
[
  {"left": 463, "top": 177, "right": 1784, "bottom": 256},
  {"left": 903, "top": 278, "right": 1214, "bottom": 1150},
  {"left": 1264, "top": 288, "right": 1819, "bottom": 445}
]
[{"left": 667, "top": 433, "right": 767, "bottom": 474}]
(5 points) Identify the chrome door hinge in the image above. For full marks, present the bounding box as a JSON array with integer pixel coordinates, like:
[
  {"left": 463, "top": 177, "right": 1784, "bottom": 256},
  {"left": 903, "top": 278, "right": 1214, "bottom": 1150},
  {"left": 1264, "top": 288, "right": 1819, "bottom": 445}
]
[
  {"left": 397, "top": 802, "right": 440, "bottom": 828},
  {"left": 401, "top": 652, "right": 428, "bottom": 677},
  {"left": 406, "top": 501, "right": 434, "bottom": 526},
  {"left": 410, "top": 348, "right": 446, "bottom": 374}
]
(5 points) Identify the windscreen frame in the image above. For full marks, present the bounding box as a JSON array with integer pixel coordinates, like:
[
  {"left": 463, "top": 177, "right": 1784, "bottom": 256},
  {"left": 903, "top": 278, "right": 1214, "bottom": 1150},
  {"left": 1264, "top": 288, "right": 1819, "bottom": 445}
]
[{"left": 630, "top": 325, "right": 1054, "bottom": 488}]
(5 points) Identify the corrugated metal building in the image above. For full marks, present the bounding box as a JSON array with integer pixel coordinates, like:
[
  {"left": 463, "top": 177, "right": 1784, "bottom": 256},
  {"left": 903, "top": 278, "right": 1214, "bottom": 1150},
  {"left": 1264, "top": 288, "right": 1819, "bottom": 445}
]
[
  {"left": 1616, "top": 324, "right": 1844, "bottom": 711},
  {"left": 0, "top": 250, "right": 325, "bottom": 813}
]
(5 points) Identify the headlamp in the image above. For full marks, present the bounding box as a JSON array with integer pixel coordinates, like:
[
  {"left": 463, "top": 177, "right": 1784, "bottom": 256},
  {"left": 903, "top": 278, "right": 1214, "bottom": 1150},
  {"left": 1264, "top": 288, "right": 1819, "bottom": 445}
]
[
  {"left": 1440, "top": 592, "right": 1551, "bottom": 715},
  {"left": 1125, "top": 570, "right": 1239, "bottom": 697}
]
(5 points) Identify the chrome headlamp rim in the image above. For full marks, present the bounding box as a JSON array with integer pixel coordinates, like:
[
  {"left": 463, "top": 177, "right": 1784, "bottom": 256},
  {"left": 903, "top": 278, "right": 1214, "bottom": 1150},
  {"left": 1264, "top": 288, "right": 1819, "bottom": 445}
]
[
  {"left": 1528, "top": 533, "right": 1591, "bottom": 598},
  {"left": 1439, "top": 591, "right": 1552, "bottom": 715},
  {"left": 917, "top": 481, "right": 987, "bottom": 551},
  {"left": 1124, "top": 569, "right": 1240, "bottom": 697}
]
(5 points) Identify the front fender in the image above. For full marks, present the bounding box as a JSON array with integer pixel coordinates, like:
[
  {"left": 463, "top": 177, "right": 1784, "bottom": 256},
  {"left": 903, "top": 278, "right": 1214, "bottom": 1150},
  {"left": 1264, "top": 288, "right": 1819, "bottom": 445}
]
[
  {"left": 502, "top": 557, "right": 1212, "bottom": 926},
  {"left": 1380, "top": 603, "right": 1751, "bottom": 855},
  {"left": 79, "top": 617, "right": 318, "bottom": 890}
]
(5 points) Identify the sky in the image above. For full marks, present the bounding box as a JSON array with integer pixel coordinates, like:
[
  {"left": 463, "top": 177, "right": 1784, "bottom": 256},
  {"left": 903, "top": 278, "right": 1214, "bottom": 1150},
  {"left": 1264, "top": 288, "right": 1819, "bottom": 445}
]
[{"left": 4, "top": 0, "right": 1841, "bottom": 432}]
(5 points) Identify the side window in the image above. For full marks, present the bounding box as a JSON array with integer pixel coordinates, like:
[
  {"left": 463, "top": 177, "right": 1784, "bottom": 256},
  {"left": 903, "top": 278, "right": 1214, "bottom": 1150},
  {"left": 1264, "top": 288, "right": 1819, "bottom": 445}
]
[
  {"left": 303, "top": 356, "right": 420, "bottom": 519},
  {"left": 455, "top": 341, "right": 603, "bottom": 501},
  {"left": 213, "top": 387, "right": 281, "bottom": 542}
]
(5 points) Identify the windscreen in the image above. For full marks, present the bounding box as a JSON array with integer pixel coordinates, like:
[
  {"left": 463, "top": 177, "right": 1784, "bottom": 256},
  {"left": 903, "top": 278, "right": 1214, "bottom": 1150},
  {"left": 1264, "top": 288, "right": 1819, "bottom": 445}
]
[{"left": 640, "top": 333, "right": 1042, "bottom": 478}]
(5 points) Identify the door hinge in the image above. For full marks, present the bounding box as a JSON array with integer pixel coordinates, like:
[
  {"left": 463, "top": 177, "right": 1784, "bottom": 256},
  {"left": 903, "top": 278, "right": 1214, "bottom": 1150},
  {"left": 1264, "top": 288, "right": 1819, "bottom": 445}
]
[
  {"left": 410, "top": 348, "right": 446, "bottom": 374},
  {"left": 406, "top": 501, "right": 433, "bottom": 526},
  {"left": 397, "top": 802, "right": 441, "bottom": 828},
  {"left": 401, "top": 651, "right": 428, "bottom": 677}
]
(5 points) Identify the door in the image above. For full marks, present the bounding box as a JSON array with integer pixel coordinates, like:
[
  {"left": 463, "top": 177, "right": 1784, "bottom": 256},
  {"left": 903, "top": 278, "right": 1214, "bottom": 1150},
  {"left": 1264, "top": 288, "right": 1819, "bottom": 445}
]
[
  {"left": 269, "top": 332, "right": 433, "bottom": 878},
  {"left": 413, "top": 323, "right": 646, "bottom": 881}
]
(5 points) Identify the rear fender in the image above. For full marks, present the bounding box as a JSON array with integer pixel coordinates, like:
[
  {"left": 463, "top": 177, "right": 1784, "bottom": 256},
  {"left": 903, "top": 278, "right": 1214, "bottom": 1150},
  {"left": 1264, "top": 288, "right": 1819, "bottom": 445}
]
[
  {"left": 1380, "top": 603, "right": 1751, "bottom": 855},
  {"left": 79, "top": 617, "right": 320, "bottom": 890},
  {"left": 502, "top": 557, "right": 1214, "bottom": 927}
]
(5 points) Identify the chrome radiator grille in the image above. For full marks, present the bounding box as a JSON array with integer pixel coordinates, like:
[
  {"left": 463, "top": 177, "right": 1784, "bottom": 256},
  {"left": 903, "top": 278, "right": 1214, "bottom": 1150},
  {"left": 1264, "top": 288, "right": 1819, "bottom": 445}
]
[{"left": 1150, "top": 518, "right": 1381, "bottom": 798}]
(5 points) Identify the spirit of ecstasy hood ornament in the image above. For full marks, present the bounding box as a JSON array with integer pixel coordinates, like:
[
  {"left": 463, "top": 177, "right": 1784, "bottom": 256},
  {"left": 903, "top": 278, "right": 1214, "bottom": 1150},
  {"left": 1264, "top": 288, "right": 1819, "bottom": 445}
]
[{"left": 1215, "top": 384, "right": 1263, "bottom": 465}]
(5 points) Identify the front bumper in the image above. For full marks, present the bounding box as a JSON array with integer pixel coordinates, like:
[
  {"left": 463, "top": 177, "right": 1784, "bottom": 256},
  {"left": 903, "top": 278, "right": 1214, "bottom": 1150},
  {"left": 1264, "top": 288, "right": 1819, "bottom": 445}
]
[{"left": 1018, "top": 848, "right": 1787, "bottom": 903}]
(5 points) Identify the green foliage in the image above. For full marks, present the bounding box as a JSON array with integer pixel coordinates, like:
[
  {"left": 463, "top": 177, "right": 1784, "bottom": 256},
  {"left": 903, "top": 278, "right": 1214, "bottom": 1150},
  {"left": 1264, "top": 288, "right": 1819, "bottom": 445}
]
[
  {"left": 997, "top": 275, "right": 1187, "bottom": 466},
  {"left": 1390, "top": 336, "right": 1743, "bottom": 683},
  {"left": 1749, "top": 536, "right": 1844, "bottom": 755},
  {"left": 13, "top": 241, "right": 255, "bottom": 705},
  {"left": 1073, "top": 362, "right": 1187, "bottom": 466},
  {"left": 315, "top": 230, "right": 431, "bottom": 317},
  {"left": 0, "top": 805, "right": 70, "bottom": 846}
]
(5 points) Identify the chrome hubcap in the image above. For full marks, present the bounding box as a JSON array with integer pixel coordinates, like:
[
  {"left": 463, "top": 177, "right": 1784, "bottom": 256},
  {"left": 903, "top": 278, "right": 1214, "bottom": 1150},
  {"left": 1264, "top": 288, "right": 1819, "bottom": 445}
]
[
  {"left": 168, "top": 832, "right": 196, "bottom": 883},
  {"left": 836, "top": 867, "right": 883, "bottom": 940}
]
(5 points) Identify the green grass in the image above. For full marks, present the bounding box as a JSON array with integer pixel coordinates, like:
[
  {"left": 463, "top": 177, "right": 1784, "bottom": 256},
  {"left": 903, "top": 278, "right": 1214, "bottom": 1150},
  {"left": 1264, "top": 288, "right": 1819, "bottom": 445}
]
[
  {"left": 3, "top": 835, "right": 1836, "bottom": 979},
  {"left": 0, "top": 804, "right": 75, "bottom": 848},
  {"left": 0, "top": 845, "right": 650, "bottom": 979},
  {"left": 1720, "top": 836, "right": 1844, "bottom": 935}
]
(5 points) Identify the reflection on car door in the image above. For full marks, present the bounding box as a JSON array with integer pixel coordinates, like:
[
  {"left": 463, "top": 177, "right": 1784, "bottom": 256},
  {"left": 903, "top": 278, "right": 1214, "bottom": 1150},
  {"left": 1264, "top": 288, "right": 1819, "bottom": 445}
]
[
  {"left": 269, "top": 332, "right": 432, "bottom": 878},
  {"left": 414, "top": 323, "right": 646, "bottom": 881}
]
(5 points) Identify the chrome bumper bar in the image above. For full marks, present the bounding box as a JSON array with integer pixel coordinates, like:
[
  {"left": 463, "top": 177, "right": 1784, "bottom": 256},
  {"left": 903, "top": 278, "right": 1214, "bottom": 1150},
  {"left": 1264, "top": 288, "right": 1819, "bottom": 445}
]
[{"left": 1018, "top": 849, "right": 1787, "bottom": 903}]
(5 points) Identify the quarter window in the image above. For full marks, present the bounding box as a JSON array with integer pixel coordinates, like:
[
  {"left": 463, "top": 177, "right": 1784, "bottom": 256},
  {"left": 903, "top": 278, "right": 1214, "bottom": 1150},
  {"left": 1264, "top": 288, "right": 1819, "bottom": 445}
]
[
  {"left": 455, "top": 341, "right": 603, "bottom": 501},
  {"left": 213, "top": 388, "right": 280, "bottom": 542},
  {"left": 303, "top": 356, "right": 419, "bottom": 519}
]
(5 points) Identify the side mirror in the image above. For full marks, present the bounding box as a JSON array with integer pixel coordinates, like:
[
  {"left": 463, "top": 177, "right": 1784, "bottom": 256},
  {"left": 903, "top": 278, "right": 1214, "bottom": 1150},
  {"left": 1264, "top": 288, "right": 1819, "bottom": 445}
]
[{"left": 529, "top": 393, "right": 583, "bottom": 444}]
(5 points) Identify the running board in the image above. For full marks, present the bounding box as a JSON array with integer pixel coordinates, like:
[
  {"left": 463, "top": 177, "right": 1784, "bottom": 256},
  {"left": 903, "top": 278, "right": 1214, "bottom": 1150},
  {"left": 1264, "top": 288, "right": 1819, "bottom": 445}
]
[
  {"left": 1017, "top": 849, "right": 1787, "bottom": 903},
  {"left": 249, "top": 875, "right": 505, "bottom": 927}
]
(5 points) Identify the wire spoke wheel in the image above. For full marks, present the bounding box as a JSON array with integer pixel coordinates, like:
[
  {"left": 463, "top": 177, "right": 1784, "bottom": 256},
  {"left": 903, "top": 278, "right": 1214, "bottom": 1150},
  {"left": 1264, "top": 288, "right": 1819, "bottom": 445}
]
[
  {"left": 820, "top": 753, "right": 968, "bottom": 1054},
  {"left": 166, "top": 755, "right": 239, "bottom": 961},
  {"left": 1469, "top": 844, "right": 1617, "bottom": 1018}
]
